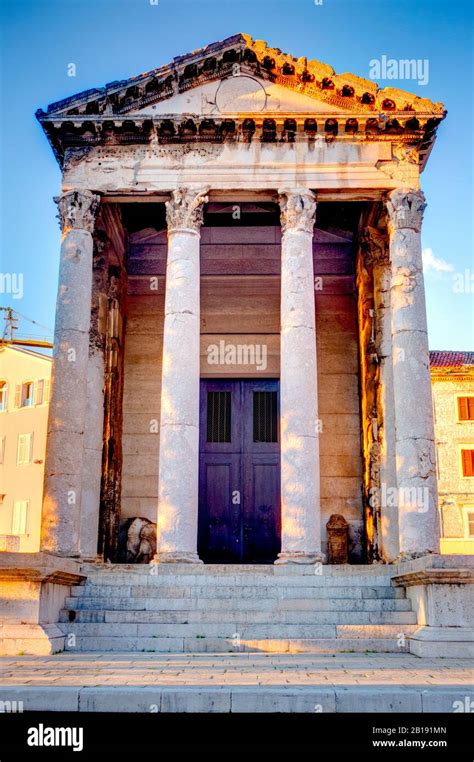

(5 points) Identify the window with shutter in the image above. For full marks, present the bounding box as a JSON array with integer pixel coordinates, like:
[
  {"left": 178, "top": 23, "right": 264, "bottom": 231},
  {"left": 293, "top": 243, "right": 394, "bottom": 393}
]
[
  {"left": 0, "top": 381, "right": 7, "bottom": 411},
  {"left": 458, "top": 397, "right": 474, "bottom": 421},
  {"left": 12, "top": 500, "right": 28, "bottom": 535},
  {"left": 461, "top": 449, "right": 474, "bottom": 477},
  {"left": 17, "top": 433, "right": 33, "bottom": 465},
  {"left": 35, "top": 379, "right": 44, "bottom": 405},
  {"left": 21, "top": 382, "right": 34, "bottom": 408},
  {"left": 468, "top": 512, "right": 474, "bottom": 538}
]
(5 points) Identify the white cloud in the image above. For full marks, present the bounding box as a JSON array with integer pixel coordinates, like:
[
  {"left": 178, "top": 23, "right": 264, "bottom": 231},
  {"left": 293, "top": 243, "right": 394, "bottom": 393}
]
[{"left": 422, "top": 247, "right": 454, "bottom": 273}]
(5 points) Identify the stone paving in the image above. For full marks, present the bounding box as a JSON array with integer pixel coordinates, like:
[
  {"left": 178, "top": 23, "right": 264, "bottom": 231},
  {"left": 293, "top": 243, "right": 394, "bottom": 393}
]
[{"left": 0, "top": 652, "right": 472, "bottom": 712}]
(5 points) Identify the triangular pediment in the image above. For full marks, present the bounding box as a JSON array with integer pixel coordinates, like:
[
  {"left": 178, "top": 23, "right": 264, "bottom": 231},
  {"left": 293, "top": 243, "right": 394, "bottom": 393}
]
[
  {"left": 124, "top": 75, "right": 350, "bottom": 117},
  {"left": 36, "top": 32, "right": 446, "bottom": 167},
  {"left": 38, "top": 32, "right": 445, "bottom": 119}
]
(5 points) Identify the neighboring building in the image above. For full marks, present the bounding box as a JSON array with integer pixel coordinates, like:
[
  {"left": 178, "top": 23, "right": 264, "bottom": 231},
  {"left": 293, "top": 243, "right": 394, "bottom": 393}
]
[
  {"left": 0, "top": 345, "right": 51, "bottom": 552},
  {"left": 431, "top": 351, "right": 474, "bottom": 555}
]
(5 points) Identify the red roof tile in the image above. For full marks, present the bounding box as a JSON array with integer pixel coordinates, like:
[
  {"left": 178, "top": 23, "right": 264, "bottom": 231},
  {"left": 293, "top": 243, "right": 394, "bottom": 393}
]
[{"left": 430, "top": 351, "right": 474, "bottom": 368}]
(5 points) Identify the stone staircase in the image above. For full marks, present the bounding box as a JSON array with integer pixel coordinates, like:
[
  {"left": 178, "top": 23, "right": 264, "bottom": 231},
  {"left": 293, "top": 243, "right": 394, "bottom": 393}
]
[{"left": 58, "top": 564, "right": 418, "bottom": 653}]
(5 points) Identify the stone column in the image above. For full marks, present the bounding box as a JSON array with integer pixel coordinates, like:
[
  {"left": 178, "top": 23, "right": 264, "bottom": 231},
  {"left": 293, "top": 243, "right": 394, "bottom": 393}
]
[
  {"left": 385, "top": 188, "right": 440, "bottom": 557},
  {"left": 154, "top": 188, "right": 208, "bottom": 563},
  {"left": 41, "top": 189, "right": 100, "bottom": 557},
  {"left": 276, "top": 189, "right": 323, "bottom": 564},
  {"left": 79, "top": 236, "right": 107, "bottom": 560}
]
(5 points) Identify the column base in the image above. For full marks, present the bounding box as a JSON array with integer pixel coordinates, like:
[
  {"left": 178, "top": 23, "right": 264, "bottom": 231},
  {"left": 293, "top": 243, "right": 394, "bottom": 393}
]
[
  {"left": 275, "top": 551, "right": 326, "bottom": 565},
  {"left": 152, "top": 552, "right": 203, "bottom": 564}
]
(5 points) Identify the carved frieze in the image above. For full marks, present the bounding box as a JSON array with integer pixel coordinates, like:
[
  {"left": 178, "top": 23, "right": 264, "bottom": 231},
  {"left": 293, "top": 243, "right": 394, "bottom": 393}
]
[
  {"left": 36, "top": 34, "right": 446, "bottom": 168},
  {"left": 376, "top": 142, "right": 420, "bottom": 185},
  {"left": 361, "top": 226, "right": 389, "bottom": 269}
]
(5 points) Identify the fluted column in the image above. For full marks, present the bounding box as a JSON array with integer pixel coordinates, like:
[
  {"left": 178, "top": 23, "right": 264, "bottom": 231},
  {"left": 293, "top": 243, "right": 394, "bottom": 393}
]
[
  {"left": 155, "top": 188, "right": 208, "bottom": 563},
  {"left": 385, "top": 188, "right": 440, "bottom": 557},
  {"left": 276, "top": 189, "right": 323, "bottom": 564},
  {"left": 41, "top": 189, "right": 100, "bottom": 556}
]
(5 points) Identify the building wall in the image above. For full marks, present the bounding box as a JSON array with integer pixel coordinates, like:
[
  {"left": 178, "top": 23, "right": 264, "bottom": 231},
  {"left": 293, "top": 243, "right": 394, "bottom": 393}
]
[
  {"left": 0, "top": 346, "right": 51, "bottom": 552},
  {"left": 432, "top": 375, "right": 474, "bottom": 554},
  {"left": 120, "top": 223, "right": 363, "bottom": 559}
]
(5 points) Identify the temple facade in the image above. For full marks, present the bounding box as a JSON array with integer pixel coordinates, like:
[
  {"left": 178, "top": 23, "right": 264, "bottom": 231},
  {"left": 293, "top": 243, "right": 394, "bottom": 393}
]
[
  {"left": 2, "top": 34, "right": 472, "bottom": 659},
  {"left": 36, "top": 33, "right": 446, "bottom": 566}
]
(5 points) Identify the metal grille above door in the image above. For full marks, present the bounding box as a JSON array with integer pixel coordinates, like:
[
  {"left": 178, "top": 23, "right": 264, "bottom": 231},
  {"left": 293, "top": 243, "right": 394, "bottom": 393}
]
[
  {"left": 253, "top": 391, "right": 278, "bottom": 443},
  {"left": 206, "top": 391, "right": 232, "bottom": 443}
]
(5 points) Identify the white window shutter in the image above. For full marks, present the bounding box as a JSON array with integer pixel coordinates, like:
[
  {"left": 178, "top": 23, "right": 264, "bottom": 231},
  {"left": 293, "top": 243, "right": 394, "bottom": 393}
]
[
  {"left": 17, "top": 435, "right": 25, "bottom": 464},
  {"left": 14, "top": 384, "right": 21, "bottom": 408},
  {"left": 17, "top": 433, "right": 32, "bottom": 465},
  {"left": 44, "top": 379, "right": 50, "bottom": 404},
  {"left": 35, "top": 379, "right": 44, "bottom": 405},
  {"left": 12, "top": 501, "right": 28, "bottom": 535}
]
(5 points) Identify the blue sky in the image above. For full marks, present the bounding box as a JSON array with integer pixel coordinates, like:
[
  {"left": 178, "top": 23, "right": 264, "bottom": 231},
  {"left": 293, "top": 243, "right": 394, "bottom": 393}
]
[{"left": 0, "top": 0, "right": 472, "bottom": 349}]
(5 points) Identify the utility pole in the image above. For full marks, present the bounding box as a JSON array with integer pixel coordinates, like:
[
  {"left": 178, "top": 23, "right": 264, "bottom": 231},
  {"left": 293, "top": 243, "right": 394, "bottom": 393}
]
[{"left": 0, "top": 307, "right": 53, "bottom": 350}]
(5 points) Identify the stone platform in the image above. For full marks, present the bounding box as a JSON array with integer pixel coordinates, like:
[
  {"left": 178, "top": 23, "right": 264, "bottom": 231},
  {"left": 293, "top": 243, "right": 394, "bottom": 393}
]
[
  {"left": 58, "top": 563, "right": 418, "bottom": 654},
  {"left": 0, "top": 652, "right": 471, "bottom": 712}
]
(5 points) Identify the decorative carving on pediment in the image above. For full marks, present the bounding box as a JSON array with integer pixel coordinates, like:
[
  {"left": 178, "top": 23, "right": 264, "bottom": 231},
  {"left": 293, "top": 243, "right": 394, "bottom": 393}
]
[
  {"left": 39, "top": 34, "right": 446, "bottom": 121},
  {"left": 279, "top": 189, "right": 316, "bottom": 235},
  {"left": 165, "top": 187, "right": 209, "bottom": 232},
  {"left": 385, "top": 188, "right": 426, "bottom": 233},
  {"left": 55, "top": 189, "right": 100, "bottom": 233}
]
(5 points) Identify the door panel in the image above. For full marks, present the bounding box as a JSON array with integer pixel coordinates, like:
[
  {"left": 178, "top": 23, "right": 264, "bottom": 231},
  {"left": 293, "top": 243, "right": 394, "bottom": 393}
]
[
  {"left": 199, "top": 379, "right": 280, "bottom": 563},
  {"left": 242, "top": 381, "right": 280, "bottom": 562},
  {"left": 243, "top": 458, "right": 280, "bottom": 562},
  {"left": 198, "top": 456, "right": 241, "bottom": 562}
]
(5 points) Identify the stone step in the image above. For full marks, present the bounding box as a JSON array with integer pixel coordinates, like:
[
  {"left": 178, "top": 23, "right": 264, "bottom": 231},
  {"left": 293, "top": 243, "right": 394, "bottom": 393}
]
[
  {"left": 62, "top": 635, "right": 413, "bottom": 653},
  {"left": 81, "top": 562, "right": 392, "bottom": 572},
  {"left": 70, "top": 584, "right": 403, "bottom": 600},
  {"left": 64, "top": 591, "right": 406, "bottom": 611},
  {"left": 79, "top": 573, "right": 395, "bottom": 588},
  {"left": 58, "top": 613, "right": 416, "bottom": 639},
  {"left": 81, "top": 562, "right": 397, "bottom": 577},
  {"left": 61, "top": 599, "right": 412, "bottom": 622}
]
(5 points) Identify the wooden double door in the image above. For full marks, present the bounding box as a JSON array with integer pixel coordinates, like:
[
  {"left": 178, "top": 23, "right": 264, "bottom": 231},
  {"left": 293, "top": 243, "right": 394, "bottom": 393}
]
[{"left": 198, "top": 379, "right": 281, "bottom": 563}]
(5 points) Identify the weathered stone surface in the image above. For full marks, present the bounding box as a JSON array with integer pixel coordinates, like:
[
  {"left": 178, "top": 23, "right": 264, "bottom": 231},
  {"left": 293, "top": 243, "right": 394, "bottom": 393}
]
[
  {"left": 155, "top": 190, "right": 206, "bottom": 563},
  {"left": 277, "top": 189, "right": 322, "bottom": 564},
  {"left": 0, "top": 651, "right": 470, "bottom": 714},
  {"left": 385, "top": 188, "right": 440, "bottom": 557},
  {"left": 41, "top": 191, "right": 99, "bottom": 557}
]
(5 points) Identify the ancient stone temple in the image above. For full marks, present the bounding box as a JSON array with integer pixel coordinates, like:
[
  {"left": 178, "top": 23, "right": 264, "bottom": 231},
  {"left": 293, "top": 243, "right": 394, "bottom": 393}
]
[{"left": 1, "top": 34, "right": 472, "bottom": 658}]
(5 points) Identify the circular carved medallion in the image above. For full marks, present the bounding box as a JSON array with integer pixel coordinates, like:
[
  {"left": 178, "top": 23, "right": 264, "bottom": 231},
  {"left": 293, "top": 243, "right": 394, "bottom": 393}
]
[{"left": 215, "top": 75, "right": 268, "bottom": 113}]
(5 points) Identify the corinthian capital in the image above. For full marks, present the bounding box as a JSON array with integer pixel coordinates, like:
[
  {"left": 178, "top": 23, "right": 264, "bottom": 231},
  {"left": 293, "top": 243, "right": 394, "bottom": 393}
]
[
  {"left": 361, "top": 226, "right": 389, "bottom": 268},
  {"left": 55, "top": 189, "right": 100, "bottom": 233},
  {"left": 165, "top": 187, "right": 209, "bottom": 232},
  {"left": 385, "top": 188, "right": 426, "bottom": 233},
  {"left": 278, "top": 189, "right": 316, "bottom": 235}
]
